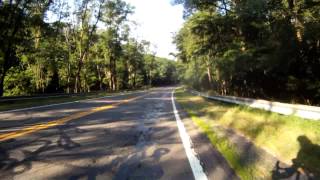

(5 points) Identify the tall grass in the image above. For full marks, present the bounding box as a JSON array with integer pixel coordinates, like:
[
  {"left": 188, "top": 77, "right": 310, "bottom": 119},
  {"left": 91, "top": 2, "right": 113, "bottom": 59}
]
[{"left": 175, "top": 89, "right": 320, "bottom": 178}]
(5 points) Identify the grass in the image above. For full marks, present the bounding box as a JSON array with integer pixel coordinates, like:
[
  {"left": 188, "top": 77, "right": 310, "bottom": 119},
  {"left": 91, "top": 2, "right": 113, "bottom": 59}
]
[
  {"left": 0, "top": 88, "right": 146, "bottom": 112},
  {"left": 191, "top": 115, "right": 259, "bottom": 179},
  {"left": 0, "top": 92, "right": 111, "bottom": 111},
  {"left": 175, "top": 89, "right": 320, "bottom": 179}
]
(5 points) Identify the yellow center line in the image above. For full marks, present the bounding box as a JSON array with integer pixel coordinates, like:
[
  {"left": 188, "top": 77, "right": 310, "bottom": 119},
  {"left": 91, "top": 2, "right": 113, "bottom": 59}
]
[{"left": 0, "top": 93, "right": 147, "bottom": 142}]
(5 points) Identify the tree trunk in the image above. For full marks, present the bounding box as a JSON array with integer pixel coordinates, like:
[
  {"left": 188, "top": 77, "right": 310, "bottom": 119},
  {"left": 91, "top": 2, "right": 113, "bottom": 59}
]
[
  {"left": 75, "top": 52, "right": 85, "bottom": 93},
  {"left": 133, "top": 71, "right": 136, "bottom": 88},
  {"left": 207, "top": 65, "right": 212, "bottom": 84},
  {"left": 113, "top": 59, "right": 117, "bottom": 91},
  {"left": 105, "top": 68, "right": 111, "bottom": 91},
  {"left": 122, "top": 60, "right": 129, "bottom": 89},
  {"left": 112, "top": 73, "right": 117, "bottom": 91},
  {"left": 149, "top": 70, "right": 152, "bottom": 86},
  {"left": 75, "top": 65, "right": 81, "bottom": 93},
  {"left": 0, "top": 49, "right": 12, "bottom": 97},
  {"left": 74, "top": 76, "right": 79, "bottom": 93},
  {"left": 97, "top": 64, "right": 103, "bottom": 90},
  {"left": 67, "top": 63, "right": 71, "bottom": 93},
  {"left": 109, "top": 62, "right": 114, "bottom": 91},
  {"left": 206, "top": 58, "right": 213, "bottom": 88},
  {"left": 110, "top": 57, "right": 117, "bottom": 91},
  {"left": 149, "top": 56, "right": 154, "bottom": 86},
  {"left": 40, "top": 64, "right": 45, "bottom": 93},
  {"left": 0, "top": 73, "right": 5, "bottom": 97},
  {"left": 287, "top": 0, "right": 303, "bottom": 42}
]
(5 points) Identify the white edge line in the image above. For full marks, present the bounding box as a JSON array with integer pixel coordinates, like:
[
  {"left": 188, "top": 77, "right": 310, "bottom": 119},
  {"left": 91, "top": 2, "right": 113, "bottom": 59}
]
[
  {"left": 171, "top": 90, "right": 208, "bottom": 180},
  {"left": 0, "top": 90, "right": 147, "bottom": 114}
]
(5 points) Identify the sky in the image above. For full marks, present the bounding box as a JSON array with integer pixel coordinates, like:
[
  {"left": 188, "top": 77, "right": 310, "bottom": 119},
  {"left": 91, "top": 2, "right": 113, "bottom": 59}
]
[
  {"left": 124, "top": 0, "right": 184, "bottom": 59},
  {"left": 46, "top": 0, "right": 184, "bottom": 59}
]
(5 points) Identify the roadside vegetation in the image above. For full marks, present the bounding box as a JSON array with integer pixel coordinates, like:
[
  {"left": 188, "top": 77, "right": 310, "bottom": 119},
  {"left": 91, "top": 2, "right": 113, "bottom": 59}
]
[
  {"left": 175, "top": 89, "right": 320, "bottom": 179},
  {"left": 173, "top": 1, "right": 320, "bottom": 178},
  {"left": 0, "top": 89, "right": 146, "bottom": 111},
  {"left": 0, "top": 0, "right": 180, "bottom": 97},
  {"left": 174, "top": 0, "right": 320, "bottom": 105}
]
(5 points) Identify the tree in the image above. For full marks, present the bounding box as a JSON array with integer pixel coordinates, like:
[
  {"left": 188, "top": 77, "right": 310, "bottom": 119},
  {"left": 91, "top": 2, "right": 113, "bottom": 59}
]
[
  {"left": 72, "top": 0, "right": 105, "bottom": 93},
  {"left": 0, "top": 0, "right": 181, "bottom": 96},
  {"left": 174, "top": 0, "right": 320, "bottom": 104},
  {"left": 0, "top": 1, "right": 52, "bottom": 96},
  {"left": 99, "top": 0, "right": 133, "bottom": 91}
]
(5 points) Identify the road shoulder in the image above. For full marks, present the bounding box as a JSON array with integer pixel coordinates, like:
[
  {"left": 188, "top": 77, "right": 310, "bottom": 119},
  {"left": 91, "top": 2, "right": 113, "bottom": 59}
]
[{"left": 174, "top": 93, "right": 240, "bottom": 180}]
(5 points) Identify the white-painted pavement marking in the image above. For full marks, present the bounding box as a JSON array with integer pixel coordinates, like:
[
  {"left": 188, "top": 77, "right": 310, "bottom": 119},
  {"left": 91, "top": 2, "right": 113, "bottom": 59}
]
[
  {"left": 171, "top": 90, "right": 208, "bottom": 180},
  {"left": 0, "top": 90, "right": 147, "bottom": 114}
]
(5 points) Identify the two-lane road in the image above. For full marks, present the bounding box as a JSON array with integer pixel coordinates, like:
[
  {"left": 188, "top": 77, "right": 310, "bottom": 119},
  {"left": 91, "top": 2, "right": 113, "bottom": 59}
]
[
  {"left": 0, "top": 87, "right": 239, "bottom": 180},
  {"left": 0, "top": 87, "right": 200, "bottom": 180}
]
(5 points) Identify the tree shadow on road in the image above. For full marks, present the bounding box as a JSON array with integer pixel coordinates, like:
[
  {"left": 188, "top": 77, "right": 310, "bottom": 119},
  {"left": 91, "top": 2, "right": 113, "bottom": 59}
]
[
  {"left": 57, "top": 126, "right": 81, "bottom": 150},
  {"left": 0, "top": 124, "right": 82, "bottom": 177},
  {"left": 0, "top": 139, "right": 53, "bottom": 177},
  {"left": 0, "top": 142, "right": 18, "bottom": 171}
]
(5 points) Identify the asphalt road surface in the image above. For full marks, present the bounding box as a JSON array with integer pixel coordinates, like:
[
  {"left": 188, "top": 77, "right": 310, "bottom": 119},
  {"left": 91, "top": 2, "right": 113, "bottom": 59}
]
[{"left": 0, "top": 87, "right": 237, "bottom": 180}]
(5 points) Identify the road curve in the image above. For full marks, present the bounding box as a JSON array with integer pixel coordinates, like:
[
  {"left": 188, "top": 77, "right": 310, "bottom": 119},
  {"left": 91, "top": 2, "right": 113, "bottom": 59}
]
[{"left": 0, "top": 87, "right": 237, "bottom": 180}]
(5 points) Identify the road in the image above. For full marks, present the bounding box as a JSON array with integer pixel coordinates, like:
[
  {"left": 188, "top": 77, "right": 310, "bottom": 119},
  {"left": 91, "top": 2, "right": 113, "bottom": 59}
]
[{"left": 0, "top": 87, "right": 237, "bottom": 180}]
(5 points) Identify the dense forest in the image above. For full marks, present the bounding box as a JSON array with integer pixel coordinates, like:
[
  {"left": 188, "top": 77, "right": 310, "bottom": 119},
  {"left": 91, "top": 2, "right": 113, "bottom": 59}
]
[
  {"left": 174, "top": 0, "right": 320, "bottom": 105},
  {"left": 0, "top": 0, "right": 179, "bottom": 96},
  {"left": 1, "top": 0, "right": 320, "bottom": 105}
]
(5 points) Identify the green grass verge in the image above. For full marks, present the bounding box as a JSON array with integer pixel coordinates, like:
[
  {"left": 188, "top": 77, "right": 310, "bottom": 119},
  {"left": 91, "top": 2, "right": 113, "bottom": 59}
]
[
  {"left": 0, "top": 92, "right": 112, "bottom": 112},
  {"left": 0, "top": 88, "right": 149, "bottom": 112},
  {"left": 175, "top": 89, "right": 320, "bottom": 178},
  {"left": 192, "top": 115, "right": 259, "bottom": 179}
]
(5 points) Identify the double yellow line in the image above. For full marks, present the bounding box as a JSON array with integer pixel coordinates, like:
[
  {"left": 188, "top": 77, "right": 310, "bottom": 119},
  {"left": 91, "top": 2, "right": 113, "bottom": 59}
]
[{"left": 0, "top": 93, "right": 146, "bottom": 142}]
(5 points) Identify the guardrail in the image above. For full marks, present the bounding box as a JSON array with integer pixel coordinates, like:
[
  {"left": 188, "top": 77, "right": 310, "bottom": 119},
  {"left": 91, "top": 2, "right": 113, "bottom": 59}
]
[{"left": 189, "top": 90, "right": 320, "bottom": 120}]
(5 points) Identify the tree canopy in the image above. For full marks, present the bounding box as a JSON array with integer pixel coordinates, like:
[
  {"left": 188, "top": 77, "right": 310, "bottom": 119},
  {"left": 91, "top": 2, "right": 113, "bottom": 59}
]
[
  {"left": 0, "top": 0, "right": 180, "bottom": 96},
  {"left": 174, "top": 0, "right": 320, "bottom": 105}
]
